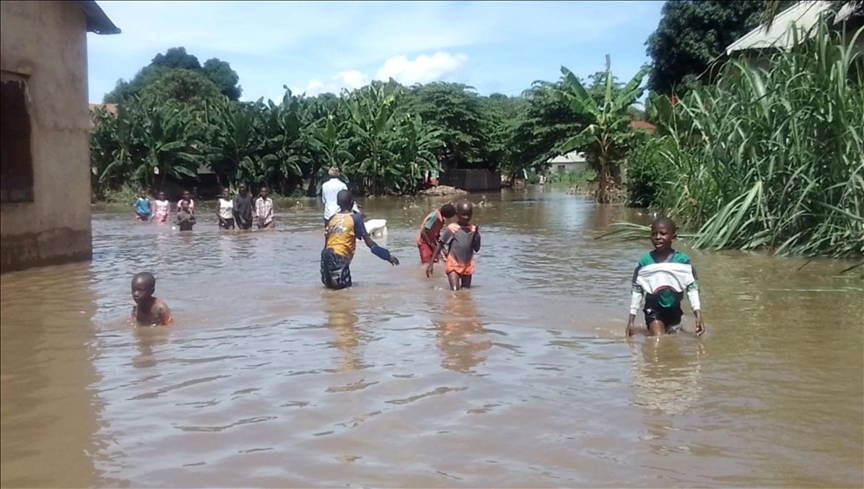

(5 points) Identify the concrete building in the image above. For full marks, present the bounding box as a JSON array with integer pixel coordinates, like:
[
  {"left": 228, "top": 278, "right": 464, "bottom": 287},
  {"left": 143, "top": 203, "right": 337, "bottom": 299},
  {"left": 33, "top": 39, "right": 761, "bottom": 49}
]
[
  {"left": 547, "top": 151, "right": 588, "bottom": 174},
  {"left": 1, "top": 1, "right": 119, "bottom": 273}
]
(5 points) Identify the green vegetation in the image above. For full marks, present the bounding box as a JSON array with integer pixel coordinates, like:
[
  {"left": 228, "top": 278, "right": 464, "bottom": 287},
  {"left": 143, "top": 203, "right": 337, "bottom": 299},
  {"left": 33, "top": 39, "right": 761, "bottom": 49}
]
[
  {"left": 92, "top": 47, "right": 647, "bottom": 199},
  {"left": 626, "top": 23, "right": 864, "bottom": 258}
]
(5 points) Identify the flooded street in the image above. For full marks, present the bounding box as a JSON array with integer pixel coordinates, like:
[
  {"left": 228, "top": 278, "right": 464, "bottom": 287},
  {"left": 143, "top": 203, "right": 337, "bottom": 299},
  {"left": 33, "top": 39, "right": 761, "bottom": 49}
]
[{"left": 1, "top": 190, "right": 862, "bottom": 488}]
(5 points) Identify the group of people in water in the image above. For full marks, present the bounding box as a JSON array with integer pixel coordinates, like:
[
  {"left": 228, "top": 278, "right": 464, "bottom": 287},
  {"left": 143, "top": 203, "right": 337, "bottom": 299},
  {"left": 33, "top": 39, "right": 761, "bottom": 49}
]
[
  {"left": 129, "top": 168, "right": 705, "bottom": 339},
  {"left": 133, "top": 183, "right": 274, "bottom": 231}
]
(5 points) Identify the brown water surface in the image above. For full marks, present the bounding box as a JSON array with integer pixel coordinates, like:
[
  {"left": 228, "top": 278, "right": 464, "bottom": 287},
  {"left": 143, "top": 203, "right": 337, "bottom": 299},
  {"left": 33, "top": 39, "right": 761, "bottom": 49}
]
[{"left": 1, "top": 190, "right": 862, "bottom": 488}]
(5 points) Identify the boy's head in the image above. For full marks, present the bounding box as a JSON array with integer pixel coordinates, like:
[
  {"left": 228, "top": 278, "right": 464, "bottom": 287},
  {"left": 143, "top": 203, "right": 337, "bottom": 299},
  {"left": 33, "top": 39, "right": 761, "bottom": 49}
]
[
  {"left": 180, "top": 200, "right": 190, "bottom": 211},
  {"left": 182, "top": 190, "right": 191, "bottom": 200},
  {"left": 455, "top": 200, "right": 473, "bottom": 225},
  {"left": 336, "top": 189, "right": 354, "bottom": 211},
  {"left": 139, "top": 190, "right": 147, "bottom": 198},
  {"left": 238, "top": 183, "right": 248, "bottom": 195},
  {"left": 260, "top": 186, "right": 269, "bottom": 199},
  {"left": 131, "top": 272, "right": 156, "bottom": 304},
  {"left": 440, "top": 203, "right": 456, "bottom": 219},
  {"left": 328, "top": 167, "right": 340, "bottom": 178},
  {"left": 650, "top": 217, "right": 677, "bottom": 251}
]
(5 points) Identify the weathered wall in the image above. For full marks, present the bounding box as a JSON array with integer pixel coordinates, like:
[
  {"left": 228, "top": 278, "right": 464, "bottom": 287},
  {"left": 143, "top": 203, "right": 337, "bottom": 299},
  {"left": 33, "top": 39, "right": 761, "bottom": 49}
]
[{"left": 0, "top": 1, "right": 91, "bottom": 273}]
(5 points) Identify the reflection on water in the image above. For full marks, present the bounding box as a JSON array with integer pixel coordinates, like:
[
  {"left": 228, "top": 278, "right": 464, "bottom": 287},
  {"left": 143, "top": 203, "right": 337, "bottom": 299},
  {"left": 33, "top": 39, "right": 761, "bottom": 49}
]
[
  {"left": 435, "top": 292, "right": 492, "bottom": 374},
  {"left": 1, "top": 190, "right": 862, "bottom": 488}
]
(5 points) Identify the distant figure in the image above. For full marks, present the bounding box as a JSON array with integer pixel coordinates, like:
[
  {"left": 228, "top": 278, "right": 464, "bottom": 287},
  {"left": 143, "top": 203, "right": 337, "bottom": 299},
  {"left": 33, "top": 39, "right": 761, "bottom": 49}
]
[
  {"left": 626, "top": 217, "right": 705, "bottom": 337},
  {"left": 134, "top": 190, "right": 152, "bottom": 221},
  {"left": 130, "top": 272, "right": 172, "bottom": 326},
  {"left": 321, "top": 190, "right": 399, "bottom": 290},
  {"left": 256, "top": 186, "right": 275, "bottom": 229},
  {"left": 426, "top": 200, "right": 481, "bottom": 291},
  {"left": 233, "top": 182, "right": 255, "bottom": 230},
  {"left": 175, "top": 200, "right": 196, "bottom": 231},
  {"left": 216, "top": 187, "right": 235, "bottom": 230},
  {"left": 322, "top": 167, "right": 359, "bottom": 227},
  {"left": 177, "top": 190, "right": 195, "bottom": 215},
  {"left": 152, "top": 191, "right": 170, "bottom": 223},
  {"left": 416, "top": 203, "right": 456, "bottom": 264}
]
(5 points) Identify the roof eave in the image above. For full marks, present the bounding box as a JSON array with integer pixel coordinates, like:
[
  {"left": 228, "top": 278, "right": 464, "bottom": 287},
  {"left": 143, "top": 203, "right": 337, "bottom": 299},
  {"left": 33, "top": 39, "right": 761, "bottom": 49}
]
[{"left": 78, "top": 1, "right": 121, "bottom": 35}]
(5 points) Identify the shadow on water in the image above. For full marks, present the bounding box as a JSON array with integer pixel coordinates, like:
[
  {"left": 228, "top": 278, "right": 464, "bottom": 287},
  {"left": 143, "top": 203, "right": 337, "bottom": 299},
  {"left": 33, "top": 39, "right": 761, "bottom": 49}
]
[{"left": 0, "top": 188, "right": 861, "bottom": 487}]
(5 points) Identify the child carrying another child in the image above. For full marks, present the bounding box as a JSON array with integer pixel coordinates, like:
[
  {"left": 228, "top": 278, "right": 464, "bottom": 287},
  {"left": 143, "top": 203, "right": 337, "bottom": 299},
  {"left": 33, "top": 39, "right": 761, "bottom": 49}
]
[
  {"left": 321, "top": 190, "right": 399, "bottom": 290},
  {"left": 426, "top": 199, "right": 481, "bottom": 291},
  {"left": 175, "top": 200, "right": 196, "bottom": 231},
  {"left": 177, "top": 190, "right": 195, "bottom": 215},
  {"left": 416, "top": 203, "right": 456, "bottom": 264},
  {"left": 626, "top": 217, "right": 705, "bottom": 337},
  {"left": 131, "top": 272, "right": 172, "bottom": 326}
]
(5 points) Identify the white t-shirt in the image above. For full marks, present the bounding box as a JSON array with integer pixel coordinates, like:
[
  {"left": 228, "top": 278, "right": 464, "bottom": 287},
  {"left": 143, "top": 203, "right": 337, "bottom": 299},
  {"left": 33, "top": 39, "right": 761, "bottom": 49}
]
[
  {"left": 218, "top": 198, "right": 233, "bottom": 219},
  {"left": 322, "top": 177, "right": 360, "bottom": 220}
]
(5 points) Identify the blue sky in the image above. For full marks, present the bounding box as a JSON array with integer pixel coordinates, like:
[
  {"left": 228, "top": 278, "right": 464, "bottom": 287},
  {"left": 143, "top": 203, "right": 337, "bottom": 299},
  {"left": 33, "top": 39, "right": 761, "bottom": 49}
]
[{"left": 87, "top": 1, "right": 664, "bottom": 104}]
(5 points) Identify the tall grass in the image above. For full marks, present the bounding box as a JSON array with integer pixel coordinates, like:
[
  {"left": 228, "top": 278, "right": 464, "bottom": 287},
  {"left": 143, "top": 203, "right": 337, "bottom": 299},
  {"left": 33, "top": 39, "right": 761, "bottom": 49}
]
[{"left": 646, "top": 22, "right": 864, "bottom": 258}]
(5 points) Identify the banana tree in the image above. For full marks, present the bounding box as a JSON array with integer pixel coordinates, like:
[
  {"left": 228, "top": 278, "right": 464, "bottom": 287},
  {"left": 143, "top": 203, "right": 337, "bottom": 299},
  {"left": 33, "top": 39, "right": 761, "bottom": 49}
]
[{"left": 551, "top": 56, "right": 649, "bottom": 203}]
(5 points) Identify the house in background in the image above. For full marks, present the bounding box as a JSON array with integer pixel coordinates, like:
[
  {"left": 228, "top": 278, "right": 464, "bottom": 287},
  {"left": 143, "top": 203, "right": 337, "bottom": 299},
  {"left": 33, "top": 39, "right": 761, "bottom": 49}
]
[
  {"left": 1, "top": 1, "right": 119, "bottom": 273},
  {"left": 547, "top": 151, "right": 588, "bottom": 174},
  {"left": 725, "top": 1, "right": 864, "bottom": 66}
]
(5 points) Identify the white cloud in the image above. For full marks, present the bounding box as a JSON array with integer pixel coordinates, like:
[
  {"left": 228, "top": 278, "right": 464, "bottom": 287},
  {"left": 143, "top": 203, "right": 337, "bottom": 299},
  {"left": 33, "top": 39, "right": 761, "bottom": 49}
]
[
  {"left": 295, "top": 52, "right": 467, "bottom": 96},
  {"left": 375, "top": 52, "right": 467, "bottom": 86}
]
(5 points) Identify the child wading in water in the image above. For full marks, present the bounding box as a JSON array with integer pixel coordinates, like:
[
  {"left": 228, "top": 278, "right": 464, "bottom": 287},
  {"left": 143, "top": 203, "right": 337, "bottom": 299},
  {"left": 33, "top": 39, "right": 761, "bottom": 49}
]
[
  {"left": 177, "top": 190, "right": 195, "bottom": 215},
  {"left": 134, "top": 190, "right": 152, "bottom": 221},
  {"left": 626, "top": 217, "right": 705, "bottom": 337},
  {"left": 216, "top": 187, "right": 235, "bottom": 230},
  {"left": 426, "top": 199, "right": 481, "bottom": 290},
  {"left": 175, "top": 200, "right": 196, "bottom": 231},
  {"left": 152, "top": 191, "right": 170, "bottom": 223},
  {"left": 233, "top": 183, "right": 255, "bottom": 230},
  {"left": 131, "top": 272, "right": 172, "bottom": 326},
  {"left": 321, "top": 190, "right": 399, "bottom": 290},
  {"left": 416, "top": 203, "right": 456, "bottom": 264},
  {"left": 256, "top": 186, "right": 275, "bottom": 229}
]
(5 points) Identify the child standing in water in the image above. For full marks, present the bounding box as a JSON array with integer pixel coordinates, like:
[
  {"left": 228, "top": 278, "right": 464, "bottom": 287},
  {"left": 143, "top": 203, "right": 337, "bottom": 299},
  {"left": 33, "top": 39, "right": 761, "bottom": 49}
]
[
  {"left": 321, "top": 190, "right": 399, "bottom": 290},
  {"left": 233, "top": 183, "right": 255, "bottom": 230},
  {"left": 131, "top": 272, "right": 172, "bottom": 326},
  {"left": 177, "top": 190, "right": 195, "bottom": 215},
  {"left": 626, "top": 217, "right": 705, "bottom": 337},
  {"left": 255, "top": 186, "right": 275, "bottom": 229},
  {"left": 416, "top": 203, "right": 456, "bottom": 264},
  {"left": 216, "top": 187, "right": 235, "bottom": 230},
  {"left": 152, "top": 191, "right": 170, "bottom": 223},
  {"left": 426, "top": 200, "right": 481, "bottom": 290},
  {"left": 134, "top": 190, "right": 152, "bottom": 221},
  {"left": 175, "top": 200, "right": 196, "bottom": 231}
]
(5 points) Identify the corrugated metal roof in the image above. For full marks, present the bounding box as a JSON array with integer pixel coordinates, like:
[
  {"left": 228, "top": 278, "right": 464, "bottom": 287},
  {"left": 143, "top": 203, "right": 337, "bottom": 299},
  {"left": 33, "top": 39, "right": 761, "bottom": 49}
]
[
  {"left": 77, "top": 1, "right": 120, "bottom": 35},
  {"left": 548, "top": 151, "right": 586, "bottom": 164},
  {"left": 726, "top": 1, "right": 856, "bottom": 54}
]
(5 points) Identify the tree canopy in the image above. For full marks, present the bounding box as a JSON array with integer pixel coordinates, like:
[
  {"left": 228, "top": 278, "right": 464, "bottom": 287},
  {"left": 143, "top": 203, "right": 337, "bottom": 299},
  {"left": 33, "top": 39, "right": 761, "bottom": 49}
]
[
  {"left": 104, "top": 47, "right": 243, "bottom": 104},
  {"left": 646, "top": 0, "right": 763, "bottom": 95}
]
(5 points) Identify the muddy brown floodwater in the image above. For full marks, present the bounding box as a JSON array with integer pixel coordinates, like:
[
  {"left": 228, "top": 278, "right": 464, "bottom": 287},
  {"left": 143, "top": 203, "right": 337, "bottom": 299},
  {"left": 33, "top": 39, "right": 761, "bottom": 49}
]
[{"left": 1, "top": 189, "right": 862, "bottom": 488}]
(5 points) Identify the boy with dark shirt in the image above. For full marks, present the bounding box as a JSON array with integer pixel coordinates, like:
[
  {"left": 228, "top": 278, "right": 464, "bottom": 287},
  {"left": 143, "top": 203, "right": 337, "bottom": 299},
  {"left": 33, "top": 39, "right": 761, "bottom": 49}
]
[
  {"left": 175, "top": 200, "right": 196, "bottom": 231},
  {"left": 233, "top": 182, "right": 255, "bottom": 230},
  {"left": 321, "top": 190, "right": 399, "bottom": 290},
  {"left": 131, "top": 272, "right": 172, "bottom": 326}
]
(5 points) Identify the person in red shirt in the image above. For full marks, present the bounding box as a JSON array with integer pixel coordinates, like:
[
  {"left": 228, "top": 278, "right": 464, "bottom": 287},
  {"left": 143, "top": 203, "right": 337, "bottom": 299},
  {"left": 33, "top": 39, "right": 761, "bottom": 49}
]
[{"left": 416, "top": 203, "right": 456, "bottom": 264}]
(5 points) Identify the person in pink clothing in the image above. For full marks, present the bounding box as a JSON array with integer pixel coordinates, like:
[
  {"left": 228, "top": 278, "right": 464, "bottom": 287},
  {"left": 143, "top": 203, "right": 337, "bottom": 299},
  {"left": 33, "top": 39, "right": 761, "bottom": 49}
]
[
  {"left": 152, "top": 191, "right": 171, "bottom": 223},
  {"left": 177, "top": 190, "right": 195, "bottom": 215}
]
